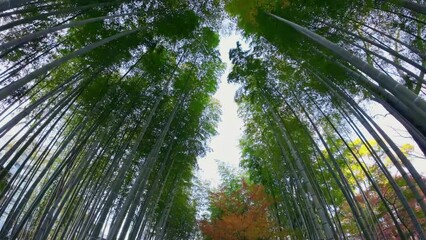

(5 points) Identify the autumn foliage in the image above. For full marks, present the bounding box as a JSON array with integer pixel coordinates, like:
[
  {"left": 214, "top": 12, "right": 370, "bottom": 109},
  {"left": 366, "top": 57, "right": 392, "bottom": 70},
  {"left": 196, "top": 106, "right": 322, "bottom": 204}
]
[
  {"left": 340, "top": 176, "right": 426, "bottom": 239},
  {"left": 365, "top": 176, "right": 426, "bottom": 239},
  {"left": 199, "top": 180, "right": 286, "bottom": 240}
]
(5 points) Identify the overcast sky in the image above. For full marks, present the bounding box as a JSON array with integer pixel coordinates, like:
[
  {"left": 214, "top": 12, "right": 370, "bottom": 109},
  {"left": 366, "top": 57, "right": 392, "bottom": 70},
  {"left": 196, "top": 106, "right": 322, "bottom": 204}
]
[{"left": 196, "top": 34, "right": 245, "bottom": 187}]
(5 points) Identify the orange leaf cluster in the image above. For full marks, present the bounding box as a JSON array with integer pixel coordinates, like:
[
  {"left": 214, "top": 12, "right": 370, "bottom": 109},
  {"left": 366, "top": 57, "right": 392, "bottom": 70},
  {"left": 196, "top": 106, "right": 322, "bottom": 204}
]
[{"left": 200, "top": 180, "right": 285, "bottom": 240}]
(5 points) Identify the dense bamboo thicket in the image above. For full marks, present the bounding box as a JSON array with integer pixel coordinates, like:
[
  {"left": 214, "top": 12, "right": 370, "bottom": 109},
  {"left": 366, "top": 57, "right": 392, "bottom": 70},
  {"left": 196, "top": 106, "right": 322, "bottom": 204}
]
[
  {"left": 226, "top": 0, "right": 426, "bottom": 239},
  {"left": 0, "top": 0, "right": 425, "bottom": 239},
  {"left": 0, "top": 1, "right": 223, "bottom": 239}
]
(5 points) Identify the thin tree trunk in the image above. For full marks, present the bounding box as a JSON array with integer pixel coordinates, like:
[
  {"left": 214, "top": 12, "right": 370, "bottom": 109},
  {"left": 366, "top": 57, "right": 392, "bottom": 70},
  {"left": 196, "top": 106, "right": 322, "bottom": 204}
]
[
  {"left": 0, "top": 2, "right": 115, "bottom": 31},
  {"left": 0, "top": 12, "right": 134, "bottom": 51},
  {"left": 0, "top": 0, "right": 40, "bottom": 12},
  {"left": 396, "top": 0, "right": 426, "bottom": 15}
]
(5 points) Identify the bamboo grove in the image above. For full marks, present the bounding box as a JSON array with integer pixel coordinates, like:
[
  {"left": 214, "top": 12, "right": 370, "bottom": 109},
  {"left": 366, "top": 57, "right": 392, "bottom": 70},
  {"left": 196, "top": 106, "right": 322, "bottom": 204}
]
[
  {"left": 0, "top": 0, "right": 425, "bottom": 239},
  {"left": 0, "top": 0, "right": 224, "bottom": 239},
  {"left": 226, "top": 0, "right": 426, "bottom": 239}
]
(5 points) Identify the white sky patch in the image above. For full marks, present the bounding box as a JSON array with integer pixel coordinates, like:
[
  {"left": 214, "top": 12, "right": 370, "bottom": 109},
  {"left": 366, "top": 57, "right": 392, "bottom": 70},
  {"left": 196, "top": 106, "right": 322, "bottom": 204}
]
[
  {"left": 363, "top": 100, "right": 426, "bottom": 176},
  {"left": 196, "top": 34, "right": 245, "bottom": 188}
]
